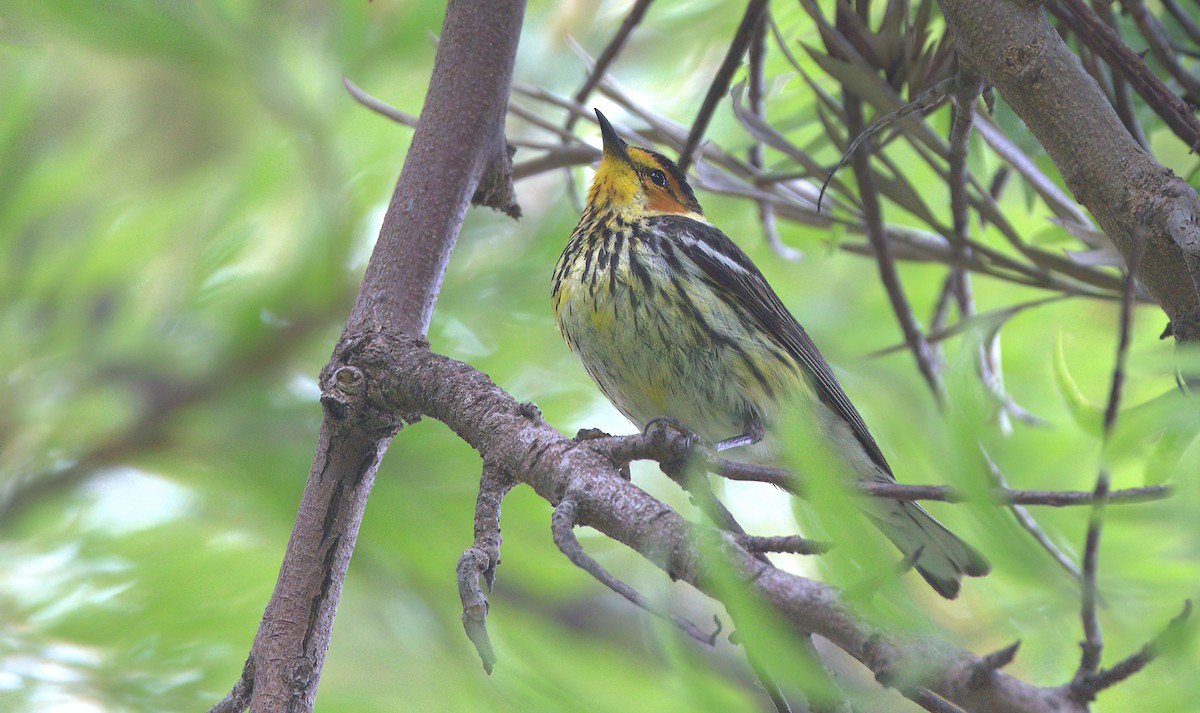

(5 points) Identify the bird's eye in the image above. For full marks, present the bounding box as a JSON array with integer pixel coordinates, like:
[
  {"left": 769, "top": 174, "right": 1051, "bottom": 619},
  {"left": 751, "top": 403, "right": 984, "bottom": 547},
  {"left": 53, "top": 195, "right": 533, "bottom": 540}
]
[{"left": 648, "top": 169, "right": 669, "bottom": 188}]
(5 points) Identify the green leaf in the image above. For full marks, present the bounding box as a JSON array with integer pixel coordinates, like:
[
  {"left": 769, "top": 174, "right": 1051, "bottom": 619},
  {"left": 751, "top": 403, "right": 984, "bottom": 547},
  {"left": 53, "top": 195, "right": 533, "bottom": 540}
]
[{"left": 1052, "top": 330, "right": 1105, "bottom": 437}]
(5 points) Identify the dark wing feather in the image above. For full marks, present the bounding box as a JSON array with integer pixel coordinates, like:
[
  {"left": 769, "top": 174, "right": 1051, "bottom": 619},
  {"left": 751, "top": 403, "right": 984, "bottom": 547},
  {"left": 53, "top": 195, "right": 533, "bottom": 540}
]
[{"left": 651, "top": 215, "right": 893, "bottom": 475}]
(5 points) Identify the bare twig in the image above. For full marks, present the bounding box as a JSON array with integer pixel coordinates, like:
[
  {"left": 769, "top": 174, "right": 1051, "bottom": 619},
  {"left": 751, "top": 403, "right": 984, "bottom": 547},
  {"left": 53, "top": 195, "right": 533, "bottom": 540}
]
[
  {"left": 678, "top": 0, "right": 770, "bottom": 171},
  {"left": 947, "top": 74, "right": 979, "bottom": 310},
  {"left": 747, "top": 11, "right": 799, "bottom": 260},
  {"left": 711, "top": 456, "right": 1170, "bottom": 506},
  {"left": 343, "top": 76, "right": 418, "bottom": 127},
  {"left": 551, "top": 496, "right": 720, "bottom": 646},
  {"left": 559, "top": 0, "right": 655, "bottom": 210},
  {"left": 843, "top": 86, "right": 944, "bottom": 400},
  {"left": 566, "top": 0, "right": 654, "bottom": 130},
  {"left": 1090, "top": 2, "right": 1150, "bottom": 149},
  {"left": 1119, "top": 0, "right": 1200, "bottom": 103},
  {"left": 1075, "top": 600, "right": 1192, "bottom": 698},
  {"left": 818, "top": 77, "right": 954, "bottom": 211},
  {"left": 981, "top": 451, "right": 1083, "bottom": 583},
  {"left": 739, "top": 534, "right": 830, "bottom": 555},
  {"left": 1162, "top": 0, "right": 1200, "bottom": 46},
  {"left": 1049, "top": 0, "right": 1200, "bottom": 150},
  {"left": 746, "top": 649, "right": 796, "bottom": 713},
  {"left": 457, "top": 463, "right": 514, "bottom": 674},
  {"left": 1074, "top": 229, "right": 1145, "bottom": 686}
]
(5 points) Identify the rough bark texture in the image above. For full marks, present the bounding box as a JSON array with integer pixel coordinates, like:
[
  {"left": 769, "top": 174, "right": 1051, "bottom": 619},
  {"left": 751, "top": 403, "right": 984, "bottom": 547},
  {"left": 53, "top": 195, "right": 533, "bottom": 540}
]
[
  {"left": 347, "top": 2, "right": 522, "bottom": 337},
  {"left": 219, "top": 2, "right": 527, "bottom": 712},
  {"left": 213, "top": 2, "right": 1188, "bottom": 711},
  {"left": 938, "top": 0, "right": 1200, "bottom": 341},
  {"left": 327, "top": 330, "right": 1086, "bottom": 713}
]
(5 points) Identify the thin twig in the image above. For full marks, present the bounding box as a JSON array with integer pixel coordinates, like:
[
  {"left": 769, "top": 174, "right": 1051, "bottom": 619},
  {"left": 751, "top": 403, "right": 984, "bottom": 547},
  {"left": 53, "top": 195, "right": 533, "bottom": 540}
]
[
  {"left": 344, "top": 76, "right": 570, "bottom": 151},
  {"left": 981, "top": 450, "right": 1083, "bottom": 583},
  {"left": 342, "top": 76, "right": 419, "bottom": 126},
  {"left": 947, "top": 74, "right": 1023, "bottom": 434},
  {"left": 1075, "top": 229, "right": 1145, "bottom": 685},
  {"left": 1091, "top": 1, "right": 1150, "bottom": 149},
  {"left": 947, "top": 74, "right": 979, "bottom": 312},
  {"left": 747, "top": 10, "right": 799, "bottom": 260},
  {"left": 1050, "top": 0, "right": 1200, "bottom": 150},
  {"left": 818, "top": 77, "right": 955, "bottom": 211},
  {"left": 561, "top": 0, "right": 656, "bottom": 210},
  {"left": 551, "top": 496, "right": 720, "bottom": 646},
  {"left": 1162, "top": 0, "right": 1200, "bottom": 46},
  {"left": 678, "top": 0, "right": 770, "bottom": 171},
  {"left": 1076, "top": 600, "right": 1192, "bottom": 698},
  {"left": 710, "top": 456, "right": 1170, "bottom": 506},
  {"left": 795, "top": 633, "right": 851, "bottom": 713},
  {"left": 1119, "top": 0, "right": 1200, "bottom": 103},
  {"left": 566, "top": 0, "right": 655, "bottom": 131},
  {"left": 842, "top": 83, "right": 945, "bottom": 401},
  {"left": 512, "top": 144, "right": 598, "bottom": 181},
  {"left": 746, "top": 649, "right": 795, "bottom": 713}
]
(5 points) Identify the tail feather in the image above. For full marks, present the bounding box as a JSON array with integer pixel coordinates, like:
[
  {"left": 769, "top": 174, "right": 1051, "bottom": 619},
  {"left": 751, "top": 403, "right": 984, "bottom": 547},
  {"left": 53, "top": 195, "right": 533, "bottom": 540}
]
[{"left": 868, "top": 499, "right": 990, "bottom": 599}]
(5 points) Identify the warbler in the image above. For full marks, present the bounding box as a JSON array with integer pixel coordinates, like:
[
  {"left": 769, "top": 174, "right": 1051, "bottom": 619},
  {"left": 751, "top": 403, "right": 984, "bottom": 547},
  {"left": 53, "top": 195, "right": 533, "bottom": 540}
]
[{"left": 551, "top": 109, "right": 989, "bottom": 598}]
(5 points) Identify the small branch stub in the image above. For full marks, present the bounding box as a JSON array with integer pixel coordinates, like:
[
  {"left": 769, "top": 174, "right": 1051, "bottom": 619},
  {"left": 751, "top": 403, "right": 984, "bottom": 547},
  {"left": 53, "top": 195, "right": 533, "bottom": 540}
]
[
  {"left": 319, "top": 366, "right": 365, "bottom": 420},
  {"left": 457, "top": 465, "right": 513, "bottom": 674}
]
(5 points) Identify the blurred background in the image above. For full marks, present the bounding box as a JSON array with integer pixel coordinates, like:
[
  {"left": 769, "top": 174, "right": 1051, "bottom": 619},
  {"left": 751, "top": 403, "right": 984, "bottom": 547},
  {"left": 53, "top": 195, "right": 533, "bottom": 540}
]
[{"left": 2, "top": 1, "right": 1199, "bottom": 711}]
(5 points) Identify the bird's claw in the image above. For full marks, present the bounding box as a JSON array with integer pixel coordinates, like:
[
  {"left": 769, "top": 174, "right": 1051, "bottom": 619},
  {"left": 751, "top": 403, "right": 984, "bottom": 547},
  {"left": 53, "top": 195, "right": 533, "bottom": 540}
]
[{"left": 643, "top": 417, "right": 713, "bottom": 460}]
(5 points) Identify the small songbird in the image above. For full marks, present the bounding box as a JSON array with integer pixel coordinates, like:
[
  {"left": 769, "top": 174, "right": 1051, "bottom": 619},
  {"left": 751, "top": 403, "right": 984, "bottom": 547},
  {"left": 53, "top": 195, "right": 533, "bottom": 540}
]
[{"left": 551, "top": 109, "right": 989, "bottom": 598}]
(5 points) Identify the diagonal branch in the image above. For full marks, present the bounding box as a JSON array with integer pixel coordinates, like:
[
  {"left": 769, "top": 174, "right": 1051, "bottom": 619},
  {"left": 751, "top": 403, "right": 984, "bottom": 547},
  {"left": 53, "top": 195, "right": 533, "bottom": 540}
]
[
  {"left": 213, "top": 3, "right": 528, "bottom": 712},
  {"left": 843, "top": 89, "right": 945, "bottom": 400},
  {"left": 566, "top": 0, "right": 655, "bottom": 130},
  {"left": 354, "top": 331, "right": 1103, "bottom": 712},
  {"left": 678, "top": 0, "right": 769, "bottom": 172},
  {"left": 551, "top": 495, "right": 720, "bottom": 646},
  {"left": 941, "top": 0, "right": 1200, "bottom": 343},
  {"left": 1048, "top": 0, "right": 1200, "bottom": 151}
]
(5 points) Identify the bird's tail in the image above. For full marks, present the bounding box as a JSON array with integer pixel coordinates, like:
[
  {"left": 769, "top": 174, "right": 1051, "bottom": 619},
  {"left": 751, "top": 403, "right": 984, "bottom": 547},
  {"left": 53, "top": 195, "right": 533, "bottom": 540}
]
[{"left": 866, "top": 498, "right": 990, "bottom": 599}]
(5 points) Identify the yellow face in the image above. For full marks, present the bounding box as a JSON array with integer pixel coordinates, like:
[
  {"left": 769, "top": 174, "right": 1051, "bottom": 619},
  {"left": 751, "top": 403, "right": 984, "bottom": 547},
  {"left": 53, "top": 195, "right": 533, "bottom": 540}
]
[{"left": 587, "top": 111, "right": 704, "bottom": 220}]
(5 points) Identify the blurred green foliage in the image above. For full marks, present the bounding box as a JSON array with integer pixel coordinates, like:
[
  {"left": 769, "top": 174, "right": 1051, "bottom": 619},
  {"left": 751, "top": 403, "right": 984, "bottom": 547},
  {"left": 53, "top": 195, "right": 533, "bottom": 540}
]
[{"left": 1, "top": 1, "right": 1199, "bottom": 711}]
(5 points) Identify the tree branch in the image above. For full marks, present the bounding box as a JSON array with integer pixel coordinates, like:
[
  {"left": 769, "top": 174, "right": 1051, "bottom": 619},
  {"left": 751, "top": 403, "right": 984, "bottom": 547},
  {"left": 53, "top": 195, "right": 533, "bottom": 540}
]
[
  {"left": 677, "top": 0, "right": 769, "bottom": 171},
  {"left": 215, "top": 2, "right": 527, "bottom": 711},
  {"left": 346, "top": 331, "right": 1097, "bottom": 713},
  {"left": 940, "top": 0, "right": 1200, "bottom": 341}
]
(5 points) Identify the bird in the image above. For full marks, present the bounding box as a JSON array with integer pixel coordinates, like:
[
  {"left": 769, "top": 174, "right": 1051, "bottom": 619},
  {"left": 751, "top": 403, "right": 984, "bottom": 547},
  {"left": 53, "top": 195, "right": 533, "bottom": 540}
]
[{"left": 550, "top": 109, "right": 989, "bottom": 598}]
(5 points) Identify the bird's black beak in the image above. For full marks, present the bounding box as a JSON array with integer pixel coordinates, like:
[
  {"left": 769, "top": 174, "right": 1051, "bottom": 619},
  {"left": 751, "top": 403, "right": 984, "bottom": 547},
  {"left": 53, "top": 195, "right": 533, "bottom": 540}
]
[{"left": 595, "top": 109, "right": 631, "bottom": 165}]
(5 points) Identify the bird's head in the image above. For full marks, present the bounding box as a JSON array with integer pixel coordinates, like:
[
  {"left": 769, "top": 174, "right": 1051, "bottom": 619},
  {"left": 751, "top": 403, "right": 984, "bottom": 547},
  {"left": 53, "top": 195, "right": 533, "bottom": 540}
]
[{"left": 586, "top": 109, "right": 704, "bottom": 220}]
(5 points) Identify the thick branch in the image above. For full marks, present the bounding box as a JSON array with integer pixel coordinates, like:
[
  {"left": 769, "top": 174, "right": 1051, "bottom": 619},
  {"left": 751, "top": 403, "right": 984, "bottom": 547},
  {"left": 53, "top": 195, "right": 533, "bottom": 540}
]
[
  {"left": 938, "top": 0, "right": 1200, "bottom": 341},
  {"left": 352, "top": 331, "right": 1090, "bottom": 713},
  {"left": 346, "top": 0, "right": 524, "bottom": 336},
  {"left": 222, "top": 3, "right": 527, "bottom": 712}
]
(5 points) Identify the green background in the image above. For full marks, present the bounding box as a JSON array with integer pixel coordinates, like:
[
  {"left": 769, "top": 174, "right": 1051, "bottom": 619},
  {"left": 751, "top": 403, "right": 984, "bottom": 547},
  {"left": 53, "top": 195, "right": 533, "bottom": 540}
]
[{"left": 2, "top": 1, "right": 1198, "bottom": 711}]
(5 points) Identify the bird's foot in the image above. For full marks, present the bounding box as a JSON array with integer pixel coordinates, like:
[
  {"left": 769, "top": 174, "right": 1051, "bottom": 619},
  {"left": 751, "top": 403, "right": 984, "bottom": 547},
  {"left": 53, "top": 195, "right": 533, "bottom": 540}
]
[{"left": 643, "top": 417, "right": 713, "bottom": 465}]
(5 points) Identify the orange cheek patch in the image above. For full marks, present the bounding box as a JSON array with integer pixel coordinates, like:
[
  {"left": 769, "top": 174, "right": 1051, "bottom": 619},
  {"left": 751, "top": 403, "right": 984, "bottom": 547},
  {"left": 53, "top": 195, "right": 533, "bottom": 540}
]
[{"left": 646, "top": 189, "right": 690, "bottom": 214}]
